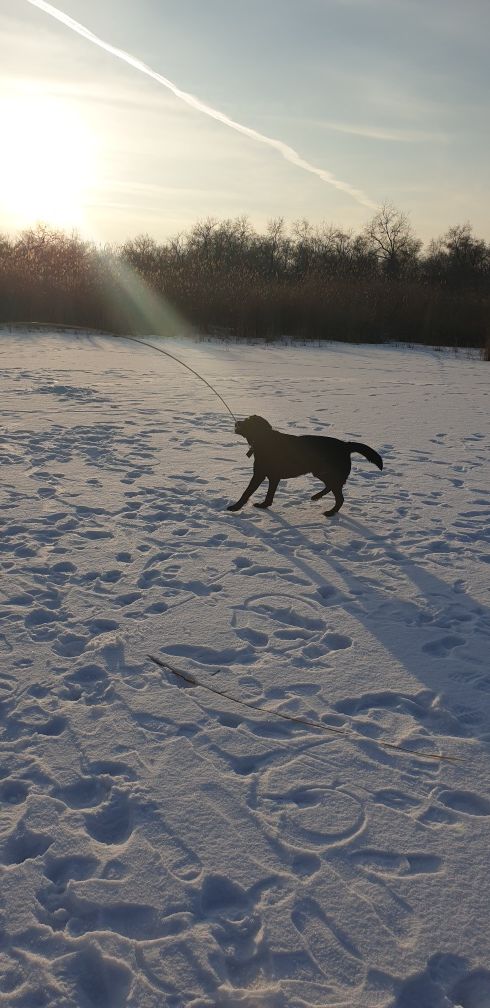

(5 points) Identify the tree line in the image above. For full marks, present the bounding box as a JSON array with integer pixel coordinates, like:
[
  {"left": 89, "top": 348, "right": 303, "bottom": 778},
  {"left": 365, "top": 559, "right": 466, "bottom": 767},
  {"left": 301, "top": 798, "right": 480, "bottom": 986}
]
[{"left": 1, "top": 204, "right": 489, "bottom": 352}]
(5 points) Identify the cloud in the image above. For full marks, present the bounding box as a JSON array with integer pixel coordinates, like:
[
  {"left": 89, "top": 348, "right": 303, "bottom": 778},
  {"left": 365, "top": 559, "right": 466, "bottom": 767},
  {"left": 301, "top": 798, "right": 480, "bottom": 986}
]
[
  {"left": 319, "top": 121, "right": 449, "bottom": 144},
  {"left": 25, "top": 0, "right": 377, "bottom": 209}
]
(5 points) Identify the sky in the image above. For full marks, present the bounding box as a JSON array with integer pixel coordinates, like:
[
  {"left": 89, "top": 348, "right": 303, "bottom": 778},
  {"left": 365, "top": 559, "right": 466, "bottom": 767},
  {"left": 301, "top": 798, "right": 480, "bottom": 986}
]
[{"left": 1, "top": 0, "right": 489, "bottom": 245}]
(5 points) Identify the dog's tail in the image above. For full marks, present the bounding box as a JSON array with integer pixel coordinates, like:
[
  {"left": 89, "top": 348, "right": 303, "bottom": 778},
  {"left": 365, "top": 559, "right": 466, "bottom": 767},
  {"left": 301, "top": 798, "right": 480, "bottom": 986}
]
[{"left": 347, "top": 442, "right": 383, "bottom": 470}]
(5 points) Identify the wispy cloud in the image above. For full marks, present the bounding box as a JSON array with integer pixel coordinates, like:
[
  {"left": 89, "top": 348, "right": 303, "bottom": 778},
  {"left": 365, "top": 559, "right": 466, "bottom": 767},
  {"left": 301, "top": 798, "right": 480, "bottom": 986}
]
[
  {"left": 25, "top": 0, "right": 377, "bottom": 209},
  {"left": 319, "top": 121, "right": 449, "bottom": 144}
]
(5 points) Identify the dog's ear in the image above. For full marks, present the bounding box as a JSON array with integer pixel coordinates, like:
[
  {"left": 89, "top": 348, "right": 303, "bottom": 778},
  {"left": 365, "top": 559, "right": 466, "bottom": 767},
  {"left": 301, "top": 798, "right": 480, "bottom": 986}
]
[{"left": 247, "top": 416, "right": 272, "bottom": 435}]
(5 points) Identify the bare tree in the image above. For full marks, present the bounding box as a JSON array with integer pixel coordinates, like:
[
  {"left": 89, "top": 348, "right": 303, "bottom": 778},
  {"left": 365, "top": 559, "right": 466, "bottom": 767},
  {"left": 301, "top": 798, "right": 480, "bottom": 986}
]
[
  {"left": 426, "top": 223, "right": 490, "bottom": 289},
  {"left": 248, "top": 218, "right": 290, "bottom": 280},
  {"left": 364, "top": 202, "right": 421, "bottom": 278}
]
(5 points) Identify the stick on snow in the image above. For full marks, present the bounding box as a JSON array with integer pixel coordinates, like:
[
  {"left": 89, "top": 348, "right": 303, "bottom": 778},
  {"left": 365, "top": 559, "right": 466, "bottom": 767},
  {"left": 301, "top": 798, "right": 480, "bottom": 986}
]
[{"left": 148, "top": 655, "right": 461, "bottom": 763}]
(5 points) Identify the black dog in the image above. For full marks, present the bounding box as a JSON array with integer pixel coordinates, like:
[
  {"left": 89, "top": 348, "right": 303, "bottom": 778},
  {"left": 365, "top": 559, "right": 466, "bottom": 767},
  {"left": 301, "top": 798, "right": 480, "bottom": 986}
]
[{"left": 228, "top": 415, "right": 382, "bottom": 516}]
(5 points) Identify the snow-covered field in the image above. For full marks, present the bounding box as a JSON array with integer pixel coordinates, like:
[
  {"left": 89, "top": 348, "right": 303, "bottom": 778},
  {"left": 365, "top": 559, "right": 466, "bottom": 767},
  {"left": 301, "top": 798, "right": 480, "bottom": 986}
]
[{"left": 0, "top": 329, "right": 489, "bottom": 1008}]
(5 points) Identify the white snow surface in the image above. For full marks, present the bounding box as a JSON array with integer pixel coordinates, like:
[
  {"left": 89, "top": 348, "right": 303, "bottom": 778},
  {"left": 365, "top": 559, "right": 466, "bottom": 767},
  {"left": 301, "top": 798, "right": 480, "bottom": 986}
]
[{"left": 0, "top": 329, "right": 489, "bottom": 1008}]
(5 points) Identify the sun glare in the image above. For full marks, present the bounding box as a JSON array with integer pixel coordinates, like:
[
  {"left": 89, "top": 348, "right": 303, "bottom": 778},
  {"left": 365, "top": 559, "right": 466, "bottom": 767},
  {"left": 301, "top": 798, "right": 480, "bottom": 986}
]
[{"left": 0, "top": 91, "right": 97, "bottom": 230}]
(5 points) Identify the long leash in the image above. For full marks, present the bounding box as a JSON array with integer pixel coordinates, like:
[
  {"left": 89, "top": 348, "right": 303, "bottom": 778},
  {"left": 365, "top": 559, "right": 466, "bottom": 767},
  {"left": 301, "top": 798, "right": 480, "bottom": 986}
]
[
  {"left": 1, "top": 326, "right": 238, "bottom": 422},
  {"left": 119, "top": 335, "right": 237, "bottom": 422},
  {"left": 148, "top": 655, "right": 462, "bottom": 764}
]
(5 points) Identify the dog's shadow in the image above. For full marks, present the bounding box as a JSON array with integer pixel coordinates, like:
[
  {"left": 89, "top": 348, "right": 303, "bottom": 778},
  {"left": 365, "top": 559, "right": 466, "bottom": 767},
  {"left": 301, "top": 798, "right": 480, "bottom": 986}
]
[{"left": 236, "top": 507, "right": 490, "bottom": 746}]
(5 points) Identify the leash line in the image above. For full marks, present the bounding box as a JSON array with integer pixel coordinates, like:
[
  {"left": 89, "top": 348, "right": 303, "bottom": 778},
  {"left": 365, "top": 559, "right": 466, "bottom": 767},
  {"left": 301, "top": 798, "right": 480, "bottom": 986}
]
[{"left": 119, "top": 335, "right": 237, "bottom": 422}]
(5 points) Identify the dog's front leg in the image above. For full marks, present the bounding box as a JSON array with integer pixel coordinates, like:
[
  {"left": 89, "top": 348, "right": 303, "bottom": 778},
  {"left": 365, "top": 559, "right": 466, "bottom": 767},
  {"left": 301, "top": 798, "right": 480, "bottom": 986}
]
[
  {"left": 227, "top": 472, "right": 265, "bottom": 511},
  {"left": 254, "top": 477, "right": 279, "bottom": 509}
]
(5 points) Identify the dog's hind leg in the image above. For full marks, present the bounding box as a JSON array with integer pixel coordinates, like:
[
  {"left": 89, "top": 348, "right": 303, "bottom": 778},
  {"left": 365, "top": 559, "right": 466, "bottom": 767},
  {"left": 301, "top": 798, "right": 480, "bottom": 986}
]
[
  {"left": 311, "top": 472, "right": 332, "bottom": 501},
  {"left": 323, "top": 487, "right": 344, "bottom": 517},
  {"left": 311, "top": 484, "right": 331, "bottom": 501},
  {"left": 254, "top": 477, "right": 280, "bottom": 509}
]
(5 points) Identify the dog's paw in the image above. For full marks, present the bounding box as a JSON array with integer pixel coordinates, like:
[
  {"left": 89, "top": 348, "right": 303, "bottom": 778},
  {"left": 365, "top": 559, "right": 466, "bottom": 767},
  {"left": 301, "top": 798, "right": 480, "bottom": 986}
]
[
  {"left": 227, "top": 503, "right": 243, "bottom": 512},
  {"left": 253, "top": 502, "right": 270, "bottom": 509}
]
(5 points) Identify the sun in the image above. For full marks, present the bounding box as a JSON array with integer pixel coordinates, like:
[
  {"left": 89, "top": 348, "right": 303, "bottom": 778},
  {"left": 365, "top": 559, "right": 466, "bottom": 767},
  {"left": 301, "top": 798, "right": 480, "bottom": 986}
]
[{"left": 0, "top": 90, "right": 97, "bottom": 230}]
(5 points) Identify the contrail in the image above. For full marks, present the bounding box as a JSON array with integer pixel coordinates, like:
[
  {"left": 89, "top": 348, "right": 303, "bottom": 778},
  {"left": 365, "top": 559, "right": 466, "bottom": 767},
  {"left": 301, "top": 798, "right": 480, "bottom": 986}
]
[{"left": 26, "top": 0, "right": 377, "bottom": 209}]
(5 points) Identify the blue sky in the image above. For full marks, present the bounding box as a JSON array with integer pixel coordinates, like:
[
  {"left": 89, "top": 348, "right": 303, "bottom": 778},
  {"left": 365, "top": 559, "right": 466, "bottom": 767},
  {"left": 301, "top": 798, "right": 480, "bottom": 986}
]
[{"left": 1, "top": 0, "right": 489, "bottom": 243}]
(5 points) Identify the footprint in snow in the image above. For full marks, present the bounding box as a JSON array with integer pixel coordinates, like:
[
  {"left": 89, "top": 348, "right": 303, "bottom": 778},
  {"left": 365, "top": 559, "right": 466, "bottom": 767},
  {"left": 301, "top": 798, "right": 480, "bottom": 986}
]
[
  {"left": 0, "top": 779, "right": 29, "bottom": 805},
  {"left": 349, "top": 849, "right": 442, "bottom": 876},
  {"left": 84, "top": 790, "right": 134, "bottom": 845},
  {"left": 422, "top": 634, "right": 466, "bottom": 656},
  {"left": 51, "top": 775, "right": 111, "bottom": 809},
  {"left": 437, "top": 789, "right": 490, "bottom": 817},
  {"left": 0, "top": 827, "right": 53, "bottom": 865},
  {"left": 53, "top": 946, "right": 131, "bottom": 1008}
]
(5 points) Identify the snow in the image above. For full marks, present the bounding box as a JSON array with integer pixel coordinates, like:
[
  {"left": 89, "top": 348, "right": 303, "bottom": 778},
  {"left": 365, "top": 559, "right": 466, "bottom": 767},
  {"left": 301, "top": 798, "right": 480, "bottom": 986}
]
[{"left": 0, "top": 328, "right": 489, "bottom": 1007}]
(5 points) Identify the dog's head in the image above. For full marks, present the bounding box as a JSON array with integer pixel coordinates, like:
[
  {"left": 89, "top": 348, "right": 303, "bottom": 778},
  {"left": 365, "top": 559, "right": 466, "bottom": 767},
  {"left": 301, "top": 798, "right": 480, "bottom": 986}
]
[{"left": 235, "top": 415, "right": 272, "bottom": 444}]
